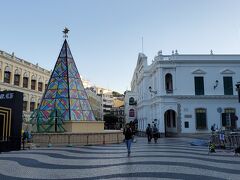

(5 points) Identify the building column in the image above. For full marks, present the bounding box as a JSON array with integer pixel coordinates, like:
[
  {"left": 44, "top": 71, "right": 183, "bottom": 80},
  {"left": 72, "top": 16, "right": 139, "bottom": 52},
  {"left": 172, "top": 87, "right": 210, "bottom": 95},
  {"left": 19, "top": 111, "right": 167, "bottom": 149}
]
[
  {"left": 28, "top": 72, "right": 31, "bottom": 90},
  {"left": 34, "top": 99, "right": 38, "bottom": 109},
  {"left": 35, "top": 76, "right": 38, "bottom": 92},
  {"left": 10, "top": 65, "right": 15, "bottom": 85},
  {"left": 27, "top": 95, "right": 31, "bottom": 112},
  {"left": 1, "top": 65, "right": 6, "bottom": 82},
  {"left": 20, "top": 71, "right": 24, "bottom": 87},
  {"left": 0, "top": 69, "right": 2, "bottom": 82}
]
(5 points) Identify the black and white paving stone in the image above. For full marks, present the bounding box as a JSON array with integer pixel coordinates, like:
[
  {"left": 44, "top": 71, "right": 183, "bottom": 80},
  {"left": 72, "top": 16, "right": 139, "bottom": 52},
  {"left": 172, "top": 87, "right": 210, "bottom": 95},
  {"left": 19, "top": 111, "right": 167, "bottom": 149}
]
[{"left": 0, "top": 137, "right": 239, "bottom": 180}]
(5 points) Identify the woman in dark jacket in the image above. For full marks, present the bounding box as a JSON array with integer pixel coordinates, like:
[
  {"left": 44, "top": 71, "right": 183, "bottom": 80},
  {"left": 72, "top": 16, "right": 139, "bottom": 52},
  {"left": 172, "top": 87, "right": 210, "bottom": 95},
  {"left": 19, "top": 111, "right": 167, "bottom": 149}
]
[{"left": 123, "top": 123, "right": 133, "bottom": 156}]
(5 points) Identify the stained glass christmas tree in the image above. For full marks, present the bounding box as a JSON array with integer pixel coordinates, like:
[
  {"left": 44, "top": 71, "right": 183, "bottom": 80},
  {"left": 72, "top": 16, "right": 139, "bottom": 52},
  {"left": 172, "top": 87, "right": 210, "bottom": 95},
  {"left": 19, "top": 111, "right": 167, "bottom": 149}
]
[{"left": 37, "top": 39, "right": 96, "bottom": 122}]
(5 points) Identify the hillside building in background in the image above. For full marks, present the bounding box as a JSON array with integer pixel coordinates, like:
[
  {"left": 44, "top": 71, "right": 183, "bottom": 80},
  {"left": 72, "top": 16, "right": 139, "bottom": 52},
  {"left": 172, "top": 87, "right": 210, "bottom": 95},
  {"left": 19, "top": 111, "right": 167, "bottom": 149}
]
[
  {"left": 86, "top": 88, "right": 102, "bottom": 120},
  {"left": 93, "top": 86, "right": 114, "bottom": 118},
  {"left": 111, "top": 95, "right": 125, "bottom": 129},
  {"left": 111, "top": 105, "right": 125, "bottom": 129},
  {"left": 130, "top": 51, "right": 240, "bottom": 136}
]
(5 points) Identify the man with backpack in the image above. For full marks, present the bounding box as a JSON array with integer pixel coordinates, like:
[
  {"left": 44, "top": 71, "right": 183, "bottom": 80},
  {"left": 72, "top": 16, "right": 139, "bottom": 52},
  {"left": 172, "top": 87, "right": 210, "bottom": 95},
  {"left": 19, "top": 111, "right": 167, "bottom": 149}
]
[{"left": 146, "top": 124, "right": 152, "bottom": 143}]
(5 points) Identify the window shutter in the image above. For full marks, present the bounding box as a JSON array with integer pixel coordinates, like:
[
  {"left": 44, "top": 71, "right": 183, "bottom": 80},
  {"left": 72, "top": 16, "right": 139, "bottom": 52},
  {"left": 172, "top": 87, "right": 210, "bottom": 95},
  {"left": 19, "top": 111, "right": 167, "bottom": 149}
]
[
  {"left": 195, "top": 77, "right": 204, "bottom": 95},
  {"left": 223, "top": 77, "right": 233, "bottom": 95},
  {"left": 222, "top": 113, "right": 227, "bottom": 126}
]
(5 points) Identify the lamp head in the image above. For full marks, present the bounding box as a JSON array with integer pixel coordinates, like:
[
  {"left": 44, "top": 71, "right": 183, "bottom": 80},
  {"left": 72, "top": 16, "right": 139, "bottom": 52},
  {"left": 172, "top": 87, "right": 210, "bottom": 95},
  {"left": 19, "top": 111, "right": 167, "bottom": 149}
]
[
  {"left": 214, "top": 80, "right": 219, "bottom": 89},
  {"left": 236, "top": 82, "right": 240, "bottom": 89}
]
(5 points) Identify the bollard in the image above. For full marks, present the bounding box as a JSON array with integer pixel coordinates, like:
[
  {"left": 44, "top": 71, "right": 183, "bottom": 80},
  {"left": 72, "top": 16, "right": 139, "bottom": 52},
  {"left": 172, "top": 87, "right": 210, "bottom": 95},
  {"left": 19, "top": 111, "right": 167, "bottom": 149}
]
[
  {"left": 103, "top": 135, "right": 105, "bottom": 145},
  {"left": 48, "top": 135, "right": 52, "bottom": 147},
  {"left": 67, "top": 134, "right": 72, "bottom": 147}
]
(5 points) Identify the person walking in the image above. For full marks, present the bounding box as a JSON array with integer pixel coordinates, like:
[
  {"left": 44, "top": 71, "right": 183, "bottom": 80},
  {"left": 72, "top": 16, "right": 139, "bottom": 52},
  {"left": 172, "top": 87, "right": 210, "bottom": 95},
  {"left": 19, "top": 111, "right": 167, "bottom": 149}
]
[
  {"left": 123, "top": 123, "right": 133, "bottom": 156},
  {"left": 22, "top": 130, "right": 28, "bottom": 150},
  {"left": 146, "top": 124, "right": 152, "bottom": 143},
  {"left": 152, "top": 124, "right": 159, "bottom": 143}
]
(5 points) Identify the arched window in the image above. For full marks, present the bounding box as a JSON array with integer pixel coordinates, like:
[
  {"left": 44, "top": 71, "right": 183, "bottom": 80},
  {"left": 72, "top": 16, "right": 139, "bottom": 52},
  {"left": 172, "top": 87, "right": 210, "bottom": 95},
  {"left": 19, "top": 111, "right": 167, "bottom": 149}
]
[
  {"left": 37, "top": 78, "right": 43, "bottom": 91},
  {"left": 129, "top": 97, "right": 135, "bottom": 105},
  {"left": 165, "top": 73, "right": 173, "bottom": 93},
  {"left": 4, "top": 71, "right": 11, "bottom": 83},
  {"left": 129, "top": 109, "right": 135, "bottom": 117},
  {"left": 14, "top": 69, "right": 21, "bottom": 86},
  {"left": 31, "top": 75, "right": 36, "bottom": 90},
  {"left": 4, "top": 66, "right": 11, "bottom": 83},
  {"left": 23, "top": 72, "right": 29, "bottom": 88},
  {"left": 23, "top": 77, "right": 28, "bottom": 88},
  {"left": 195, "top": 108, "right": 207, "bottom": 129},
  {"left": 30, "top": 97, "right": 36, "bottom": 111},
  {"left": 45, "top": 80, "right": 48, "bottom": 90}
]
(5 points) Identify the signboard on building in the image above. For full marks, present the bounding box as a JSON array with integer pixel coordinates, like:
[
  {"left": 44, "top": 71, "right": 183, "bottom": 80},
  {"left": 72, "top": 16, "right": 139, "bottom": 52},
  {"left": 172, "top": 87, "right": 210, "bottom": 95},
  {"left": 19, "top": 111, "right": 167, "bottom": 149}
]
[{"left": 0, "top": 91, "right": 23, "bottom": 152}]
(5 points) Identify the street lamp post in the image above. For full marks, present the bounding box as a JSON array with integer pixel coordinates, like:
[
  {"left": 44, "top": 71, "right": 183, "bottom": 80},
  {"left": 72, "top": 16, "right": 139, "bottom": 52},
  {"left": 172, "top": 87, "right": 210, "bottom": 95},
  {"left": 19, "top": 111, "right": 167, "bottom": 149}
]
[{"left": 236, "top": 82, "right": 240, "bottom": 103}]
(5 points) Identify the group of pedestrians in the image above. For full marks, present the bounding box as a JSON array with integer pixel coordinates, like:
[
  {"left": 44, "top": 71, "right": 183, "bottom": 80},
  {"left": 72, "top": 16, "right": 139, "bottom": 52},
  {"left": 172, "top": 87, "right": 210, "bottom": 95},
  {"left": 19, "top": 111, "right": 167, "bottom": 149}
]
[
  {"left": 123, "top": 123, "right": 160, "bottom": 156},
  {"left": 146, "top": 123, "right": 159, "bottom": 143}
]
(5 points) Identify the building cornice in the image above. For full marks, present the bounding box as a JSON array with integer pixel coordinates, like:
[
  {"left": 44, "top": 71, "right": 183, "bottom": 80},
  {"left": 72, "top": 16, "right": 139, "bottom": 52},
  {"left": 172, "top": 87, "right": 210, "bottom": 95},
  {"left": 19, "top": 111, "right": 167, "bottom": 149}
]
[
  {"left": 158, "top": 59, "right": 240, "bottom": 64},
  {"left": 0, "top": 82, "right": 44, "bottom": 97},
  {"left": 157, "top": 95, "right": 238, "bottom": 99},
  {"left": 0, "top": 50, "right": 51, "bottom": 75}
]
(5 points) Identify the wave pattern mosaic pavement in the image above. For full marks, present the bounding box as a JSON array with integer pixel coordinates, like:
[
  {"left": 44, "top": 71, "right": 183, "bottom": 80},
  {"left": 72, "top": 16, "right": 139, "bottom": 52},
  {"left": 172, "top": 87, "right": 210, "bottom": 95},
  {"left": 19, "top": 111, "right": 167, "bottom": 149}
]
[{"left": 0, "top": 137, "right": 240, "bottom": 180}]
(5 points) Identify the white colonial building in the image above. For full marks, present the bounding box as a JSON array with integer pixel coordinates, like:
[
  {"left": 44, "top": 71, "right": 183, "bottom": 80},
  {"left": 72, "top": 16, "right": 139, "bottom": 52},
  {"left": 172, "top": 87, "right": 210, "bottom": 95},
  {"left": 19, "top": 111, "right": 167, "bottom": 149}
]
[{"left": 129, "top": 51, "right": 240, "bottom": 136}]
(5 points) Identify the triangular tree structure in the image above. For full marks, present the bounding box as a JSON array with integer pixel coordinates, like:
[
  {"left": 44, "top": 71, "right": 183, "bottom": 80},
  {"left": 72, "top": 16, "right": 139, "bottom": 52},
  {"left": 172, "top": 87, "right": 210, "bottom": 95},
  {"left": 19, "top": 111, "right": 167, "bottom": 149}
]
[{"left": 37, "top": 39, "right": 95, "bottom": 123}]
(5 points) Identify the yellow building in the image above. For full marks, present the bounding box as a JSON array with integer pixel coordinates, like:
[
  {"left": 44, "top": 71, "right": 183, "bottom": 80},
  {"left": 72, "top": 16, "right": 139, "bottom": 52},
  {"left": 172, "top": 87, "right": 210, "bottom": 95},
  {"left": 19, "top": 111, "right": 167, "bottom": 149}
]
[
  {"left": 0, "top": 50, "right": 51, "bottom": 119},
  {"left": 113, "top": 97, "right": 124, "bottom": 108}
]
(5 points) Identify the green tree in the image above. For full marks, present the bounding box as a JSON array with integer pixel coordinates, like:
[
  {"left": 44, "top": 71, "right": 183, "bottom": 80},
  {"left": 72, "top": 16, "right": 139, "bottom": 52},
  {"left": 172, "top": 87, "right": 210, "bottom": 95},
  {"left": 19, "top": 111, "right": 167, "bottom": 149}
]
[
  {"left": 104, "top": 113, "right": 118, "bottom": 129},
  {"left": 112, "top": 91, "right": 122, "bottom": 97}
]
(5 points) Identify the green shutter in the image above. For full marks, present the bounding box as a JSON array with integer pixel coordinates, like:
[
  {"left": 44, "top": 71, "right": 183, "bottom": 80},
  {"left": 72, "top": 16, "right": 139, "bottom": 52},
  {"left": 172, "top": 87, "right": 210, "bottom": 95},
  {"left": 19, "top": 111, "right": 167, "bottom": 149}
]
[
  {"left": 223, "top": 77, "right": 233, "bottom": 95},
  {"left": 230, "top": 113, "right": 236, "bottom": 128},
  {"left": 196, "top": 109, "right": 207, "bottom": 129},
  {"left": 222, "top": 113, "right": 226, "bottom": 126},
  {"left": 195, "top": 77, "right": 204, "bottom": 95}
]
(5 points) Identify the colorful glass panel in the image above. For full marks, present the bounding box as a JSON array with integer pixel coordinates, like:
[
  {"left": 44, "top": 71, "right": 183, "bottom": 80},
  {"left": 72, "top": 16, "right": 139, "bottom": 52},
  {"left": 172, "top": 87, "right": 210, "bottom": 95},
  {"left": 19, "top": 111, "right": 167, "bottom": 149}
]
[
  {"left": 44, "top": 90, "right": 57, "bottom": 99},
  {"left": 56, "top": 89, "right": 68, "bottom": 98},
  {"left": 37, "top": 40, "right": 95, "bottom": 122},
  {"left": 80, "top": 99, "right": 91, "bottom": 110},
  {"left": 71, "top": 110, "right": 84, "bottom": 120},
  {"left": 69, "top": 78, "right": 78, "bottom": 89},
  {"left": 70, "top": 90, "right": 79, "bottom": 98},
  {"left": 82, "top": 111, "right": 95, "bottom": 120},
  {"left": 78, "top": 90, "right": 88, "bottom": 99}
]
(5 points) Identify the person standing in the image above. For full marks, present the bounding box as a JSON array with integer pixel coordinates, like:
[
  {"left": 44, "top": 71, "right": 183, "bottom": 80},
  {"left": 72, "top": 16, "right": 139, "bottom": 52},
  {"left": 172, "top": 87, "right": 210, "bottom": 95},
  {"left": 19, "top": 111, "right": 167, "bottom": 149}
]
[
  {"left": 22, "top": 130, "right": 27, "bottom": 150},
  {"left": 211, "top": 124, "right": 216, "bottom": 135},
  {"left": 123, "top": 123, "right": 133, "bottom": 156},
  {"left": 152, "top": 124, "right": 159, "bottom": 143},
  {"left": 146, "top": 124, "right": 152, "bottom": 143}
]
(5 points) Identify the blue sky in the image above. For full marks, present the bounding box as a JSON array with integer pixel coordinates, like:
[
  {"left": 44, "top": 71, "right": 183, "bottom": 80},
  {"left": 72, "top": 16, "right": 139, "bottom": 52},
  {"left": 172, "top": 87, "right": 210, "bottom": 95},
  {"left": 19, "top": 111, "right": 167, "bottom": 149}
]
[{"left": 1, "top": 0, "right": 240, "bottom": 93}]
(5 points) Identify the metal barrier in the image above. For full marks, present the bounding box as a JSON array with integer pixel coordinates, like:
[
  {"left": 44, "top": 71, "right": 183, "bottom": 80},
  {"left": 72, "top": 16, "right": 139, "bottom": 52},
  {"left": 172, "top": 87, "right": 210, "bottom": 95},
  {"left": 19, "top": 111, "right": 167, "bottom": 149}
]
[{"left": 211, "top": 132, "right": 240, "bottom": 149}]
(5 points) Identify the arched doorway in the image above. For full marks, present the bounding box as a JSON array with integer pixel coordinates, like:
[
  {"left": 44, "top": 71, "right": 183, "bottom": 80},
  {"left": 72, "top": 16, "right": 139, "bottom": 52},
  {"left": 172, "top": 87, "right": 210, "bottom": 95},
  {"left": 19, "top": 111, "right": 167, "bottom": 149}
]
[{"left": 164, "top": 109, "right": 177, "bottom": 137}]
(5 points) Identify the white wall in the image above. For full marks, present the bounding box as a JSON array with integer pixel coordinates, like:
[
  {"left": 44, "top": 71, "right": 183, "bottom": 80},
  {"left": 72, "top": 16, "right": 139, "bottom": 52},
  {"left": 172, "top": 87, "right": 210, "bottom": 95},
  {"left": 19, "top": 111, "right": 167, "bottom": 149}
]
[{"left": 131, "top": 53, "right": 240, "bottom": 134}]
